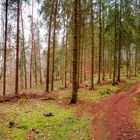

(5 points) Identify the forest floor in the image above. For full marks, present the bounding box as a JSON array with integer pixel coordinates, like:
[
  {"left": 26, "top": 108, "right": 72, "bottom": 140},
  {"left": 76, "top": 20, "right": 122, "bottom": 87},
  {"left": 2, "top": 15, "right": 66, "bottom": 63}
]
[{"left": 0, "top": 77, "right": 140, "bottom": 140}]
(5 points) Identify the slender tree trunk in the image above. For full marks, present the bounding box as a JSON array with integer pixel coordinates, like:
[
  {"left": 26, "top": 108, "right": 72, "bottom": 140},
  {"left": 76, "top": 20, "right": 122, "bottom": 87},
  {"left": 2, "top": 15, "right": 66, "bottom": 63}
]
[
  {"left": 30, "top": 0, "right": 34, "bottom": 88},
  {"left": 135, "top": 0, "right": 138, "bottom": 77},
  {"left": 21, "top": 8, "right": 27, "bottom": 89},
  {"left": 20, "top": 50, "right": 24, "bottom": 90},
  {"left": 34, "top": 42, "right": 37, "bottom": 86},
  {"left": 90, "top": 0, "right": 95, "bottom": 90},
  {"left": 117, "top": 0, "right": 122, "bottom": 82},
  {"left": 51, "top": 0, "right": 58, "bottom": 91},
  {"left": 80, "top": 32, "right": 83, "bottom": 83},
  {"left": 77, "top": 0, "right": 81, "bottom": 89},
  {"left": 112, "top": 0, "right": 117, "bottom": 85},
  {"left": 102, "top": 2, "right": 105, "bottom": 81},
  {"left": 126, "top": 48, "right": 129, "bottom": 77},
  {"left": 30, "top": 35, "right": 33, "bottom": 88},
  {"left": 31, "top": 0, "right": 37, "bottom": 86},
  {"left": 97, "top": 0, "right": 102, "bottom": 84},
  {"left": 130, "top": 50, "right": 132, "bottom": 77},
  {"left": 38, "top": 28, "right": 42, "bottom": 84},
  {"left": 61, "top": 36, "right": 65, "bottom": 85},
  {"left": 83, "top": 25, "right": 86, "bottom": 81},
  {"left": 70, "top": 0, "right": 78, "bottom": 104},
  {"left": 46, "top": 0, "right": 54, "bottom": 92},
  {"left": 70, "top": 66, "right": 72, "bottom": 83},
  {"left": 135, "top": 46, "right": 137, "bottom": 77},
  {"left": 80, "top": 11, "right": 85, "bottom": 83},
  {"left": 64, "top": 23, "right": 68, "bottom": 88},
  {"left": 15, "top": 0, "right": 20, "bottom": 95},
  {"left": 109, "top": 50, "right": 112, "bottom": 79},
  {"left": 3, "top": 0, "right": 8, "bottom": 96}
]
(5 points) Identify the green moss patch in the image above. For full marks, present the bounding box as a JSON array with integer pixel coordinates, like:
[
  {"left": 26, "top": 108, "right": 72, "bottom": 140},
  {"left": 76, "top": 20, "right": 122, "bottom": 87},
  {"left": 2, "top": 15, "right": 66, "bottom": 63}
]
[{"left": 0, "top": 100, "right": 91, "bottom": 140}]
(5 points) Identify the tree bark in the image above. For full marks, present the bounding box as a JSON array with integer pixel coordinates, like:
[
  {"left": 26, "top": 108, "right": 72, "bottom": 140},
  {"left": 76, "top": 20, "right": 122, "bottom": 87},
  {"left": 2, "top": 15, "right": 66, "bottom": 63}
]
[
  {"left": 83, "top": 25, "right": 86, "bottom": 81},
  {"left": 90, "top": 0, "right": 95, "bottom": 90},
  {"left": 37, "top": 27, "right": 42, "bottom": 84},
  {"left": 3, "top": 0, "right": 8, "bottom": 96},
  {"left": 46, "top": 0, "right": 54, "bottom": 92},
  {"left": 51, "top": 0, "right": 58, "bottom": 91},
  {"left": 15, "top": 0, "right": 20, "bottom": 95},
  {"left": 64, "top": 23, "right": 68, "bottom": 88},
  {"left": 30, "top": 0, "right": 34, "bottom": 88},
  {"left": 135, "top": 46, "right": 137, "bottom": 77},
  {"left": 77, "top": 0, "right": 81, "bottom": 89},
  {"left": 97, "top": 0, "right": 102, "bottom": 84},
  {"left": 70, "top": 0, "right": 78, "bottom": 104},
  {"left": 102, "top": 2, "right": 105, "bottom": 81},
  {"left": 112, "top": 0, "right": 117, "bottom": 85},
  {"left": 21, "top": 7, "right": 27, "bottom": 89},
  {"left": 117, "top": 0, "right": 122, "bottom": 82}
]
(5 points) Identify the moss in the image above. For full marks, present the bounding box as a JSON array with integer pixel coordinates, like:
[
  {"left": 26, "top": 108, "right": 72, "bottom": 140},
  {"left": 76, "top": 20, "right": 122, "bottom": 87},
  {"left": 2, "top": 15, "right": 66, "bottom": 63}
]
[
  {"left": 17, "top": 124, "right": 29, "bottom": 130},
  {"left": 133, "top": 110, "right": 140, "bottom": 131},
  {"left": 0, "top": 100, "right": 91, "bottom": 140},
  {"left": 78, "top": 84, "right": 119, "bottom": 102}
]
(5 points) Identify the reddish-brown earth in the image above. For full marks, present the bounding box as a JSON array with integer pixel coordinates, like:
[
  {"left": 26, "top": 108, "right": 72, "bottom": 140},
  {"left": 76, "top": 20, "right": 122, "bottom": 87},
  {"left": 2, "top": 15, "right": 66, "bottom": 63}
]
[{"left": 92, "top": 81, "right": 140, "bottom": 140}]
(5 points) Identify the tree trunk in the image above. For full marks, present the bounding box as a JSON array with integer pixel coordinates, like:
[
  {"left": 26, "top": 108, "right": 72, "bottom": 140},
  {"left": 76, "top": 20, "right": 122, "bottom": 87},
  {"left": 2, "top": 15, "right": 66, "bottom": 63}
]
[
  {"left": 34, "top": 42, "right": 37, "bottom": 85},
  {"left": 51, "top": 0, "right": 58, "bottom": 91},
  {"left": 15, "top": 0, "right": 20, "bottom": 95},
  {"left": 109, "top": 50, "right": 112, "bottom": 79},
  {"left": 126, "top": 47, "right": 130, "bottom": 78},
  {"left": 77, "top": 0, "right": 81, "bottom": 89},
  {"left": 90, "top": 0, "right": 95, "bottom": 90},
  {"left": 30, "top": 0, "right": 34, "bottom": 88},
  {"left": 46, "top": 0, "right": 54, "bottom": 92},
  {"left": 32, "top": 0, "right": 37, "bottom": 86},
  {"left": 38, "top": 27, "right": 42, "bottom": 84},
  {"left": 97, "top": 0, "right": 102, "bottom": 84},
  {"left": 117, "top": 0, "right": 122, "bottom": 82},
  {"left": 70, "top": 0, "right": 78, "bottom": 104},
  {"left": 30, "top": 34, "right": 33, "bottom": 88},
  {"left": 102, "top": 2, "right": 105, "bottom": 81},
  {"left": 112, "top": 0, "right": 117, "bottom": 85},
  {"left": 3, "top": 0, "right": 8, "bottom": 96},
  {"left": 135, "top": 46, "right": 137, "bottom": 77},
  {"left": 64, "top": 23, "right": 68, "bottom": 88},
  {"left": 83, "top": 25, "right": 86, "bottom": 81},
  {"left": 80, "top": 32, "right": 83, "bottom": 83},
  {"left": 21, "top": 7, "right": 27, "bottom": 89}
]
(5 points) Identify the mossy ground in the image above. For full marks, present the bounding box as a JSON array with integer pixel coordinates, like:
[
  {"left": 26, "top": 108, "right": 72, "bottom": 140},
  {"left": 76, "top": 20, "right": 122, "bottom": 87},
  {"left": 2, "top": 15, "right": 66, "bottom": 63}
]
[
  {"left": 0, "top": 77, "right": 139, "bottom": 140},
  {"left": 134, "top": 111, "right": 140, "bottom": 130},
  {"left": 129, "top": 78, "right": 140, "bottom": 132},
  {"left": 0, "top": 99, "right": 91, "bottom": 140}
]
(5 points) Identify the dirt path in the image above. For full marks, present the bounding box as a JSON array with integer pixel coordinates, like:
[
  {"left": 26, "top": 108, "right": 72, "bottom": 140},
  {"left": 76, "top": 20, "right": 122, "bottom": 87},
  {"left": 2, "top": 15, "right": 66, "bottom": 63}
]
[{"left": 92, "top": 81, "right": 140, "bottom": 140}]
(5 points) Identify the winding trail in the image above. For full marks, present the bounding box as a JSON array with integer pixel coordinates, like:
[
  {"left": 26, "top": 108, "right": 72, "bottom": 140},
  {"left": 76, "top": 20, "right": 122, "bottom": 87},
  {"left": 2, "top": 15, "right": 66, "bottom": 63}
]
[{"left": 92, "top": 81, "right": 140, "bottom": 140}]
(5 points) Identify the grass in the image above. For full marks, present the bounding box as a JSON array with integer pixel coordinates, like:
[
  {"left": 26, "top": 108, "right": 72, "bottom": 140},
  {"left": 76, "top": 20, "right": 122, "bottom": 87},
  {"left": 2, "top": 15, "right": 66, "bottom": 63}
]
[
  {"left": 57, "top": 77, "right": 132, "bottom": 102},
  {"left": 134, "top": 111, "right": 140, "bottom": 129},
  {"left": 0, "top": 99, "right": 91, "bottom": 140},
  {"left": 132, "top": 106, "right": 140, "bottom": 131},
  {"left": 78, "top": 83, "right": 119, "bottom": 101},
  {"left": 130, "top": 77, "right": 140, "bottom": 131}
]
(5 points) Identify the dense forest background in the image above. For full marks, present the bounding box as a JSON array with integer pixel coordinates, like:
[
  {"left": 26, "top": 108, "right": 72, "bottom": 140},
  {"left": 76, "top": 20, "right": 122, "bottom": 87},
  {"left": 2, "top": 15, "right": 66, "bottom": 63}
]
[{"left": 0, "top": 0, "right": 140, "bottom": 103}]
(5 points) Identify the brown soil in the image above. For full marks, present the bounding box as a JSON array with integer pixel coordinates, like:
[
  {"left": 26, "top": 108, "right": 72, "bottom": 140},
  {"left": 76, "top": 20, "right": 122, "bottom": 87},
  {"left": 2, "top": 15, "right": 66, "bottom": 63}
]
[
  {"left": 0, "top": 87, "right": 70, "bottom": 103},
  {"left": 92, "top": 81, "right": 140, "bottom": 140}
]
